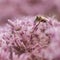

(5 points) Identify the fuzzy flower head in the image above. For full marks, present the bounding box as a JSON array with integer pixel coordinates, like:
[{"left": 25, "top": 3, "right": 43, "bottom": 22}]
[{"left": 0, "top": 16, "right": 60, "bottom": 60}]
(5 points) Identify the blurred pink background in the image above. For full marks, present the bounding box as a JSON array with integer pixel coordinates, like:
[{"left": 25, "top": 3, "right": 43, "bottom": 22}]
[{"left": 0, "top": 0, "right": 60, "bottom": 25}]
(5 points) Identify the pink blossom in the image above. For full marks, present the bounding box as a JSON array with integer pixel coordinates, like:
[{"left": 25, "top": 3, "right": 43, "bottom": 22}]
[{"left": 0, "top": 16, "right": 60, "bottom": 60}]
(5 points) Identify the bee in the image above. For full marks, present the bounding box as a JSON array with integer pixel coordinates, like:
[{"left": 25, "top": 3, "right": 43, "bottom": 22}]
[{"left": 35, "top": 16, "right": 47, "bottom": 23}]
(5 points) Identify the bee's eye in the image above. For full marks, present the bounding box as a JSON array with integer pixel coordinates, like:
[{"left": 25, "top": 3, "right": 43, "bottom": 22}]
[
  {"left": 35, "top": 16, "right": 41, "bottom": 21},
  {"left": 37, "top": 16, "right": 41, "bottom": 20},
  {"left": 35, "top": 16, "right": 39, "bottom": 20}
]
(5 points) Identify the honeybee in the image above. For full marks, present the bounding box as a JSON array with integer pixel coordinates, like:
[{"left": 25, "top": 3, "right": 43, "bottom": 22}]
[{"left": 35, "top": 16, "right": 47, "bottom": 23}]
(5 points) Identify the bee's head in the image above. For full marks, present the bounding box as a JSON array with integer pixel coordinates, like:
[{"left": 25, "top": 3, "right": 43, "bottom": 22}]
[{"left": 35, "top": 16, "right": 47, "bottom": 22}]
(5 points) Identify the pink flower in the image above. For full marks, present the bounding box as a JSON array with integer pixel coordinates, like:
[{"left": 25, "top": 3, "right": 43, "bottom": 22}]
[{"left": 0, "top": 16, "right": 60, "bottom": 60}]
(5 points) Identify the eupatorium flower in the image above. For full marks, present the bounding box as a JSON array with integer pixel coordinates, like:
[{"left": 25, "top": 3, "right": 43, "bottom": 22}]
[{"left": 0, "top": 16, "right": 60, "bottom": 60}]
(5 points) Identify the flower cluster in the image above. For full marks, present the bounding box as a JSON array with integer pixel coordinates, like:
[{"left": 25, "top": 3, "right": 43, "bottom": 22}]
[{"left": 0, "top": 16, "right": 60, "bottom": 60}]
